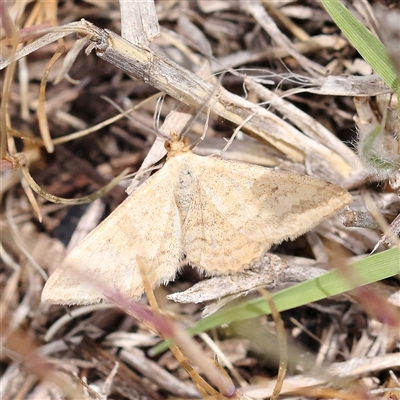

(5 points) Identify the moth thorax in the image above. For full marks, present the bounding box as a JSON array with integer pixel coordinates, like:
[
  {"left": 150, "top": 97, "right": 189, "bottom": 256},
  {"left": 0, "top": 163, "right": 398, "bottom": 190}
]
[{"left": 176, "top": 162, "right": 195, "bottom": 214}]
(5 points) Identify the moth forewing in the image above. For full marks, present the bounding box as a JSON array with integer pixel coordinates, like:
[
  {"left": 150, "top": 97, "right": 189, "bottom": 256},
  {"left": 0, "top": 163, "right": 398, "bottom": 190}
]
[
  {"left": 181, "top": 154, "right": 352, "bottom": 274},
  {"left": 41, "top": 163, "right": 184, "bottom": 305}
]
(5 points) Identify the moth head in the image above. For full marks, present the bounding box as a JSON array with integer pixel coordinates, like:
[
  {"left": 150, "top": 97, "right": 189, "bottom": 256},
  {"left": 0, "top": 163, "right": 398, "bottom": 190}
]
[{"left": 165, "top": 132, "right": 191, "bottom": 160}]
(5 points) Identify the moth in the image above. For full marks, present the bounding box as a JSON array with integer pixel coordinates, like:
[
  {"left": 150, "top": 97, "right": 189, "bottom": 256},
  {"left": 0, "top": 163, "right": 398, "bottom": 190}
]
[{"left": 42, "top": 133, "right": 352, "bottom": 305}]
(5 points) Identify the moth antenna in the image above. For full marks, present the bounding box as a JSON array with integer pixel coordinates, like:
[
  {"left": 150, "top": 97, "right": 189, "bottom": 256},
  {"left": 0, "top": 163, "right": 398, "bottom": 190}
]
[
  {"left": 125, "top": 163, "right": 163, "bottom": 181},
  {"left": 218, "top": 113, "right": 255, "bottom": 156},
  {"left": 100, "top": 95, "right": 169, "bottom": 141},
  {"left": 180, "top": 69, "right": 227, "bottom": 147},
  {"left": 189, "top": 104, "right": 212, "bottom": 150},
  {"left": 154, "top": 94, "right": 166, "bottom": 132}
]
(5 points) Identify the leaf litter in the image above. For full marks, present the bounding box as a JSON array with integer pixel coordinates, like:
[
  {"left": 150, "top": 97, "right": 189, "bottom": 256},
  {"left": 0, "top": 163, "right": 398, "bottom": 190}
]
[{"left": 1, "top": 1, "right": 399, "bottom": 399}]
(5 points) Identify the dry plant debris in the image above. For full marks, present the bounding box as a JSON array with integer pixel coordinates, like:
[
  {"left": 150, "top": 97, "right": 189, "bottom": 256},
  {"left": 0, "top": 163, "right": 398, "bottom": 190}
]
[{"left": 1, "top": 1, "right": 399, "bottom": 399}]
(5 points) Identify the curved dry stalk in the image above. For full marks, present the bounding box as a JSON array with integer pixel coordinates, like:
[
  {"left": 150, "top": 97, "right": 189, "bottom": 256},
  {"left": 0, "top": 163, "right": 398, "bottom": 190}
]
[
  {"left": 52, "top": 93, "right": 163, "bottom": 145},
  {"left": 1, "top": 46, "right": 17, "bottom": 159},
  {"left": 37, "top": 44, "right": 65, "bottom": 153},
  {"left": 4, "top": 195, "right": 47, "bottom": 281},
  {"left": 259, "top": 288, "right": 288, "bottom": 400},
  {"left": 2, "top": 148, "right": 41, "bottom": 220},
  {"left": 136, "top": 257, "right": 222, "bottom": 397},
  {"left": 199, "top": 332, "right": 248, "bottom": 389},
  {"left": 21, "top": 166, "right": 130, "bottom": 205},
  {"left": 20, "top": 175, "right": 42, "bottom": 222}
]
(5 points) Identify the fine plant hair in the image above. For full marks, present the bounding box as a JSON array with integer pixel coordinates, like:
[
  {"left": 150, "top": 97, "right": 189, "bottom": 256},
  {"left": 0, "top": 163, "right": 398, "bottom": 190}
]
[{"left": 356, "top": 126, "right": 400, "bottom": 181}]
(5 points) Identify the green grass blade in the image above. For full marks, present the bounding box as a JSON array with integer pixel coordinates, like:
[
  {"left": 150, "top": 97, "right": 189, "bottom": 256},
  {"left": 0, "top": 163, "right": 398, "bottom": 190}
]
[
  {"left": 152, "top": 248, "right": 399, "bottom": 354},
  {"left": 321, "top": 0, "right": 397, "bottom": 91}
]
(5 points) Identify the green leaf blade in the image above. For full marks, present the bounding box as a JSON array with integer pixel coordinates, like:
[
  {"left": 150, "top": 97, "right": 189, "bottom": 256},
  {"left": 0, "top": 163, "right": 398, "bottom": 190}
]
[{"left": 321, "top": 0, "right": 397, "bottom": 91}]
